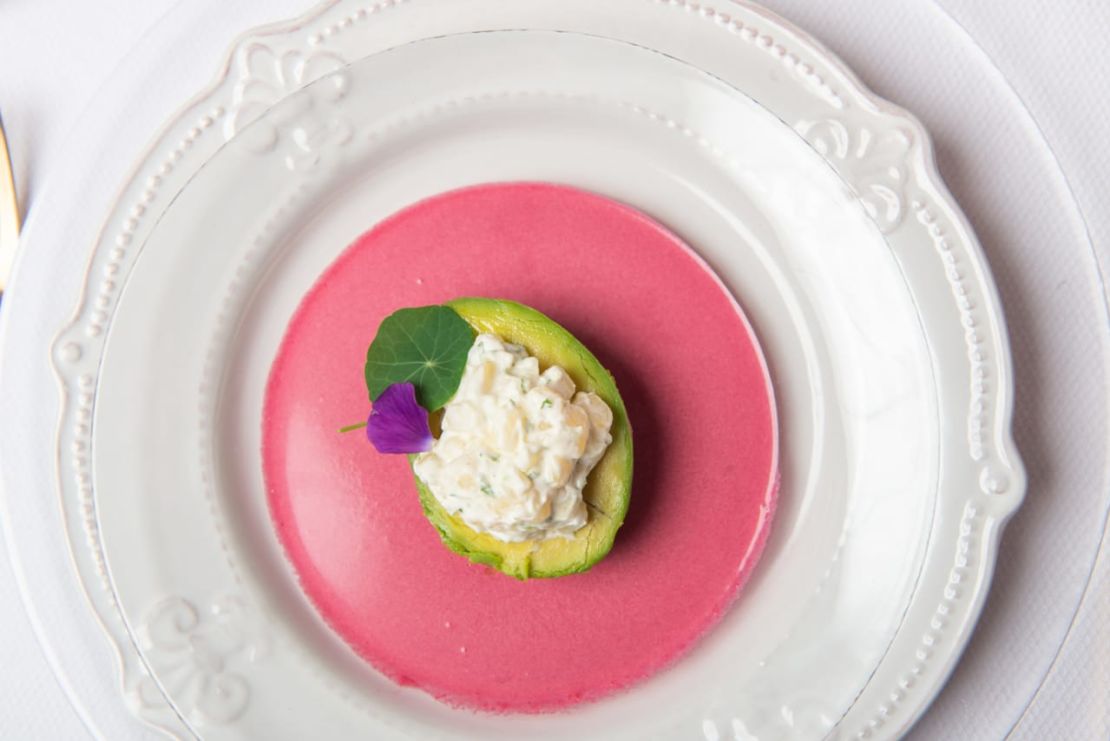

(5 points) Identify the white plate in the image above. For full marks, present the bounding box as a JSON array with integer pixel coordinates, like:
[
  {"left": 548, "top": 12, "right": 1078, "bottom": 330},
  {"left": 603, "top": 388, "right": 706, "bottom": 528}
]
[{"left": 49, "top": 2, "right": 1024, "bottom": 739}]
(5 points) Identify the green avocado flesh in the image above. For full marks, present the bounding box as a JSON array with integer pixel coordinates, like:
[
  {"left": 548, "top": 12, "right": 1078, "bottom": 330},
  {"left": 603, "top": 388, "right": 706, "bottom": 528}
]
[{"left": 410, "top": 298, "right": 634, "bottom": 580}]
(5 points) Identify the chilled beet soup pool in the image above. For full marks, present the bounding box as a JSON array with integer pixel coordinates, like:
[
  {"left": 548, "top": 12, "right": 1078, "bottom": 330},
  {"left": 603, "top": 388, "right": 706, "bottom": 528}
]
[{"left": 262, "top": 182, "right": 778, "bottom": 712}]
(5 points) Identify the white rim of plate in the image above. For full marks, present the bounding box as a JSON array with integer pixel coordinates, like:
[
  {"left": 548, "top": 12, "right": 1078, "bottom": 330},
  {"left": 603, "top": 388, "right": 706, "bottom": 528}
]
[{"left": 47, "top": 1, "right": 1027, "bottom": 739}]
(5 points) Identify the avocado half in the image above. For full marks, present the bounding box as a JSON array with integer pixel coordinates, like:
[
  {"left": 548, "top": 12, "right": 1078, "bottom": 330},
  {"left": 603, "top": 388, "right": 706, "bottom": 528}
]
[{"left": 411, "top": 298, "right": 633, "bottom": 580}]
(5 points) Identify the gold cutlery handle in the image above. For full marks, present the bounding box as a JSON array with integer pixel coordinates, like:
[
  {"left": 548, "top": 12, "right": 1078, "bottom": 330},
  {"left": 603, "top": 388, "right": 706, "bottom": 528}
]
[{"left": 0, "top": 113, "right": 22, "bottom": 293}]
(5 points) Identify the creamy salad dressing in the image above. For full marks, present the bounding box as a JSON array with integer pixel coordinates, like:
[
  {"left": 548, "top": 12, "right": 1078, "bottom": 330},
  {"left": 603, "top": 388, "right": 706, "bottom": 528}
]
[{"left": 412, "top": 333, "right": 613, "bottom": 542}]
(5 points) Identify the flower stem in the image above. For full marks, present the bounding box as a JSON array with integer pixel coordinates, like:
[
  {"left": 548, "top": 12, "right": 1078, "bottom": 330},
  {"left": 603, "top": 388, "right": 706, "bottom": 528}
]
[{"left": 338, "top": 421, "right": 368, "bottom": 433}]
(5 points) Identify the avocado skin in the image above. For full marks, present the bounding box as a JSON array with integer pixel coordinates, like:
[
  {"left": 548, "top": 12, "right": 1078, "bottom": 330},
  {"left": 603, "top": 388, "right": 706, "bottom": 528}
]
[{"left": 410, "top": 298, "right": 633, "bottom": 580}]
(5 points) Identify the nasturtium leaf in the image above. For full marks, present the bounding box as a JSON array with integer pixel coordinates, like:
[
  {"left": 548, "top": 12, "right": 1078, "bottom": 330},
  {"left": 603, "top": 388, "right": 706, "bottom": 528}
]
[{"left": 364, "top": 305, "right": 475, "bottom": 411}]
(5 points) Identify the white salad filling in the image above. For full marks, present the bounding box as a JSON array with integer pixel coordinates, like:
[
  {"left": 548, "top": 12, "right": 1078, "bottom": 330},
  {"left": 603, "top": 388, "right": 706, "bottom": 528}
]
[{"left": 412, "top": 333, "right": 614, "bottom": 542}]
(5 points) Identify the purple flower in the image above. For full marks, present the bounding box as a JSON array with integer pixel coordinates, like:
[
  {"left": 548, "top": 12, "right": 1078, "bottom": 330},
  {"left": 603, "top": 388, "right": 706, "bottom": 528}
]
[{"left": 367, "top": 383, "right": 434, "bottom": 454}]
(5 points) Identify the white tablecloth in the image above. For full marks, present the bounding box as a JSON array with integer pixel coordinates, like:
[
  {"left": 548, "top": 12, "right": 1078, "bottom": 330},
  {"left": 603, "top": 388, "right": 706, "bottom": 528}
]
[{"left": 1, "top": 1, "right": 1107, "bottom": 738}]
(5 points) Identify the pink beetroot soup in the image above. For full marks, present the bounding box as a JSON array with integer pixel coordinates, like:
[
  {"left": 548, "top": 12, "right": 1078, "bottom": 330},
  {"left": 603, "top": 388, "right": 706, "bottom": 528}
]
[{"left": 262, "top": 182, "right": 777, "bottom": 712}]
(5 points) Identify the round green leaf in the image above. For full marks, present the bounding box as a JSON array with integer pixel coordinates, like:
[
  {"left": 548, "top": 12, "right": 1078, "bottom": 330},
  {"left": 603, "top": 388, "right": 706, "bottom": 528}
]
[{"left": 364, "top": 305, "right": 475, "bottom": 411}]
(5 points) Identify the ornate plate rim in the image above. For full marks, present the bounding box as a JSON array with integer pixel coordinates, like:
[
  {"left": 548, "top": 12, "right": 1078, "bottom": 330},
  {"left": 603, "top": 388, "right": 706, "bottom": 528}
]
[{"left": 48, "top": 1, "right": 1026, "bottom": 738}]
